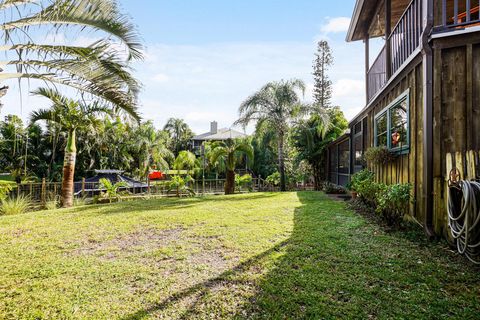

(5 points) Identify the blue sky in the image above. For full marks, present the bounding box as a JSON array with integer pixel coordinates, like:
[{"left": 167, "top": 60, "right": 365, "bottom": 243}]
[{"left": 3, "top": 0, "right": 379, "bottom": 134}]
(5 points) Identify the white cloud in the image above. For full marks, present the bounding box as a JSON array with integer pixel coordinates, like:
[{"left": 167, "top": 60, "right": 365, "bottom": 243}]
[
  {"left": 321, "top": 17, "right": 351, "bottom": 34},
  {"left": 151, "top": 73, "right": 169, "bottom": 83},
  {"left": 333, "top": 79, "right": 364, "bottom": 98}
]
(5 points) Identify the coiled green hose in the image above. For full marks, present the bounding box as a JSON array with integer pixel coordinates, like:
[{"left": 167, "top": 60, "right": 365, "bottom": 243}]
[{"left": 448, "top": 180, "right": 480, "bottom": 264}]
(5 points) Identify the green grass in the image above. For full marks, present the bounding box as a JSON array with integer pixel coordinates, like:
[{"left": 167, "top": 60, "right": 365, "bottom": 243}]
[{"left": 0, "top": 192, "right": 479, "bottom": 319}]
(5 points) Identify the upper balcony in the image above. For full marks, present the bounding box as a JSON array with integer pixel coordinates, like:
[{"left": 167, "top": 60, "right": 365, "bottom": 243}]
[{"left": 348, "top": 0, "right": 480, "bottom": 103}]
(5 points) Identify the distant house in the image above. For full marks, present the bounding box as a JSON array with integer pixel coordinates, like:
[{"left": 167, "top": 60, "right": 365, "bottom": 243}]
[{"left": 191, "top": 121, "right": 247, "bottom": 151}]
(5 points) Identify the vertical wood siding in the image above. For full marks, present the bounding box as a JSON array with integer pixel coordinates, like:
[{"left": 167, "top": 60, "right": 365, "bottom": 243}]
[
  {"left": 365, "top": 63, "right": 425, "bottom": 223},
  {"left": 432, "top": 41, "right": 480, "bottom": 237}
]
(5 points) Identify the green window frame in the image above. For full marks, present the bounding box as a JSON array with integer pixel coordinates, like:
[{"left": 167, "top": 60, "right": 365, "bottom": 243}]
[{"left": 374, "top": 90, "right": 410, "bottom": 154}]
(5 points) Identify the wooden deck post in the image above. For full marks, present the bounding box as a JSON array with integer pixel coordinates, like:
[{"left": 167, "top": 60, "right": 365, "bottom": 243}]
[
  {"left": 385, "top": 0, "right": 392, "bottom": 79},
  {"left": 81, "top": 178, "right": 86, "bottom": 198}
]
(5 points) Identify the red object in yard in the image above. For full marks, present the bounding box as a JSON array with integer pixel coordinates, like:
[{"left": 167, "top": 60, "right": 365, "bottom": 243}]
[{"left": 149, "top": 171, "right": 164, "bottom": 180}]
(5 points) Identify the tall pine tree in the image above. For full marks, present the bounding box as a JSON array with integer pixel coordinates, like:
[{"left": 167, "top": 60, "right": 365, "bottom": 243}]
[{"left": 312, "top": 40, "right": 333, "bottom": 110}]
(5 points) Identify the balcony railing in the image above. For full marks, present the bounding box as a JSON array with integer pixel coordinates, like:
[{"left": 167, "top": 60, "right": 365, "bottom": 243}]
[
  {"left": 367, "top": 46, "right": 387, "bottom": 102},
  {"left": 367, "top": 0, "right": 423, "bottom": 102},
  {"left": 389, "top": 0, "right": 423, "bottom": 74},
  {"left": 442, "top": 0, "right": 480, "bottom": 28}
]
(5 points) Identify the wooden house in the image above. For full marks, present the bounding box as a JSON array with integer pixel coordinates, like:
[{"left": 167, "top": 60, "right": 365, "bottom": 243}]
[{"left": 328, "top": 0, "right": 480, "bottom": 237}]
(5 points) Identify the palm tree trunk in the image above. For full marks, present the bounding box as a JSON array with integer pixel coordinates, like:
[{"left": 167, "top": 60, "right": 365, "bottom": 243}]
[
  {"left": 277, "top": 134, "right": 287, "bottom": 192},
  {"left": 225, "top": 170, "right": 235, "bottom": 195},
  {"left": 61, "top": 129, "right": 76, "bottom": 208}
]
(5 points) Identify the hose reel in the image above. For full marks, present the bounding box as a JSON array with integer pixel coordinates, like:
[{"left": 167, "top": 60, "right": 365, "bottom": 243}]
[{"left": 447, "top": 167, "right": 480, "bottom": 264}]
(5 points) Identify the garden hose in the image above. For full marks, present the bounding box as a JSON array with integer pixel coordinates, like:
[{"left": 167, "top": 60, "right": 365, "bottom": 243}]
[{"left": 448, "top": 180, "right": 480, "bottom": 264}]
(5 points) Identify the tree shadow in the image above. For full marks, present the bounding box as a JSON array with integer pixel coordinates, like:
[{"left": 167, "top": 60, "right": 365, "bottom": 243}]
[{"left": 119, "top": 192, "right": 480, "bottom": 319}]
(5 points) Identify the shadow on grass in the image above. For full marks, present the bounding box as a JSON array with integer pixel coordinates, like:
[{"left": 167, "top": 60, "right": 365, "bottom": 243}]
[{"left": 120, "top": 192, "right": 480, "bottom": 319}]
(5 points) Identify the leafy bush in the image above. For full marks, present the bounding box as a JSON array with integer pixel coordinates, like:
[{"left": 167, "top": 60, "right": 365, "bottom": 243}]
[
  {"left": 266, "top": 172, "right": 281, "bottom": 186},
  {"left": 99, "top": 178, "right": 129, "bottom": 203},
  {"left": 365, "top": 147, "right": 396, "bottom": 166},
  {"left": 349, "top": 169, "right": 375, "bottom": 192},
  {"left": 350, "top": 170, "right": 384, "bottom": 206},
  {"left": 322, "top": 182, "right": 347, "bottom": 194},
  {"left": 0, "top": 181, "right": 13, "bottom": 202},
  {"left": 167, "top": 175, "right": 195, "bottom": 197},
  {"left": 0, "top": 195, "right": 32, "bottom": 216},
  {"left": 376, "top": 183, "right": 412, "bottom": 226},
  {"left": 235, "top": 174, "right": 253, "bottom": 192}
]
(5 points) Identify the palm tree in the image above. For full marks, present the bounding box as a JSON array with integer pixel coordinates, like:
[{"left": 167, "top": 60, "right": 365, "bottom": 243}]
[
  {"left": 235, "top": 79, "right": 310, "bottom": 191},
  {"left": 173, "top": 150, "right": 199, "bottom": 172},
  {"left": 0, "top": 0, "right": 143, "bottom": 118},
  {"left": 163, "top": 118, "right": 194, "bottom": 156},
  {"left": 135, "top": 121, "right": 173, "bottom": 180},
  {"left": 209, "top": 139, "right": 253, "bottom": 195},
  {"left": 30, "top": 88, "right": 112, "bottom": 207}
]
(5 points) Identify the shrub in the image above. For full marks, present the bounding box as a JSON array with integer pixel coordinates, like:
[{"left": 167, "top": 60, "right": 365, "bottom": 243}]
[
  {"left": 365, "top": 147, "right": 396, "bottom": 166},
  {"left": 266, "top": 172, "right": 281, "bottom": 186},
  {"left": 350, "top": 169, "right": 375, "bottom": 192},
  {"left": 322, "top": 182, "right": 347, "bottom": 194},
  {"left": 0, "top": 181, "right": 13, "bottom": 202},
  {"left": 235, "top": 174, "right": 253, "bottom": 192},
  {"left": 376, "top": 183, "right": 412, "bottom": 226},
  {"left": 99, "top": 178, "right": 129, "bottom": 203},
  {"left": 0, "top": 195, "right": 32, "bottom": 216},
  {"left": 352, "top": 171, "right": 384, "bottom": 206},
  {"left": 167, "top": 175, "right": 195, "bottom": 197}
]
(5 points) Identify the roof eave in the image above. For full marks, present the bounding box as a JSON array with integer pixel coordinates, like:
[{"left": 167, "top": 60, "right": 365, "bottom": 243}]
[{"left": 346, "top": 0, "right": 365, "bottom": 42}]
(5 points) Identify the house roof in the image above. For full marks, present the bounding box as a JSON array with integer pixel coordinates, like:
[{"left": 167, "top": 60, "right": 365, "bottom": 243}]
[
  {"left": 346, "top": 0, "right": 412, "bottom": 42},
  {"left": 192, "top": 128, "right": 247, "bottom": 141}
]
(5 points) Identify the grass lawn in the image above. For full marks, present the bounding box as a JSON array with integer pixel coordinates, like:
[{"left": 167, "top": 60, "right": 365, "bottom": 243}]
[{"left": 1, "top": 192, "right": 479, "bottom": 319}]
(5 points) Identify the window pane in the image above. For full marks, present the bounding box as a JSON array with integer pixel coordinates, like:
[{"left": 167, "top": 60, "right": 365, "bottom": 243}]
[
  {"left": 338, "top": 140, "right": 350, "bottom": 174},
  {"left": 354, "top": 136, "right": 363, "bottom": 166},
  {"left": 376, "top": 113, "right": 387, "bottom": 133},
  {"left": 330, "top": 146, "right": 338, "bottom": 173},
  {"left": 390, "top": 100, "right": 408, "bottom": 148},
  {"left": 377, "top": 133, "right": 387, "bottom": 147}
]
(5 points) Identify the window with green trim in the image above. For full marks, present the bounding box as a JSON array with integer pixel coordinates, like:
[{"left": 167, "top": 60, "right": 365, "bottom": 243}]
[{"left": 374, "top": 91, "right": 410, "bottom": 153}]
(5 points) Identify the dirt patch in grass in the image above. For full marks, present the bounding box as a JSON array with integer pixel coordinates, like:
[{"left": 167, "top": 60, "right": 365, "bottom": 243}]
[{"left": 68, "top": 227, "right": 184, "bottom": 259}]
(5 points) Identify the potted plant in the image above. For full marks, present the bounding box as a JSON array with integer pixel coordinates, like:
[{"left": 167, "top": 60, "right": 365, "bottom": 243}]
[{"left": 346, "top": 181, "right": 357, "bottom": 199}]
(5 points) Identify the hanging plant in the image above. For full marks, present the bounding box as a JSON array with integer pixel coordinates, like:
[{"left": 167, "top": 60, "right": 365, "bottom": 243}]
[{"left": 365, "top": 147, "right": 396, "bottom": 166}]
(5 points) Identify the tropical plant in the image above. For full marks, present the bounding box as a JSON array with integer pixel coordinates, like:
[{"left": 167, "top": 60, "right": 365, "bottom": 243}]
[
  {"left": 236, "top": 79, "right": 311, "bottom": 191},
  {"left": 235, "top": 174, "right": 253, "bottom": 192},
  {"left": 30, "top": 88, "right": 113, "bottom": 207},
  {"left": 376, "top": 183, "right": 412, "bottom": 226},
  {"left": 99, "top": 178, "right": 128, "bottom": 203},
  {"left": 0, "top": 181, "right": 13, "bottom": 202},
  {"left": 0, "top": 195, "right": 31, "bottom": 215},
  {"left": 166, "top": 175, "right": 195, "bottom": 198},
  {"left": 135, "top": 121, "right": 173, "bottom": 179},
  {"left": 163, "top": 118, "right": 194, "bottom": 156},
  {"left": 266, "top": 171, "right": 281, "bottom": 187},
  {"left": 349, "top": 169, "right": 375, "bottom": 192},
  {"left": 291, "top": 107, "right": 347, "bottom": 190},
  {"left": 173, "top": 150, "right": 199, "bottom": 174},
  {"left": 209, "top": 139, "right": 253, "bottom": 195},
  {"left": 0, "top": 0, "right": 143, "bottom": 117}
]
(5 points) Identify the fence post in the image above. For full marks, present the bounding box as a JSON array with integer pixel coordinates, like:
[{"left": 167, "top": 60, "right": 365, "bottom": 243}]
[
  {"left": 41, "top": 178, "right": 46, "bottom": 205},
  {"left": 81, "top": 178, "right": 86, "bottom": 198}
]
